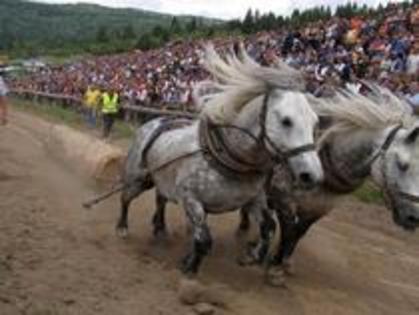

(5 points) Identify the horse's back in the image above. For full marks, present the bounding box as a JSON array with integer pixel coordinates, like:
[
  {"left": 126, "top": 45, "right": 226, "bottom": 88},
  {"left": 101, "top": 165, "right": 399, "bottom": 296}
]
[
  {"left": 123, "top": 118, "right": 199, "bottom": 180},
  {"left": 123, "top": 118, "right": 168, "bottom": 182},
  {"left": 145, "top": 122, "right": 200, "bottom": 172}
]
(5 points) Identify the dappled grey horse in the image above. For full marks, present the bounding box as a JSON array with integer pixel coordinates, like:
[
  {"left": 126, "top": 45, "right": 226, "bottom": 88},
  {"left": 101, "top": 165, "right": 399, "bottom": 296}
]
[
  {"left": 238, "top": 86, "right": 419, "bottom": 285},
  {"left": 116, "top": 45, "right": 323, "bottom": 276}
]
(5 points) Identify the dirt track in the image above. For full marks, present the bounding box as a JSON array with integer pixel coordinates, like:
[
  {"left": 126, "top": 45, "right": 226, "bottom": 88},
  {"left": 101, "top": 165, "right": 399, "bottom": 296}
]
[{"left": 1, "top": 110, "right": 419, "bottom": 315}]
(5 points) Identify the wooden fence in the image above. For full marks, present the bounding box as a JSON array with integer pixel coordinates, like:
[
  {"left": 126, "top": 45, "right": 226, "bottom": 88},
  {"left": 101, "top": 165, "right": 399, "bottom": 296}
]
[{"left": 10, "top": 89, "right": 198, "bottom": 121}]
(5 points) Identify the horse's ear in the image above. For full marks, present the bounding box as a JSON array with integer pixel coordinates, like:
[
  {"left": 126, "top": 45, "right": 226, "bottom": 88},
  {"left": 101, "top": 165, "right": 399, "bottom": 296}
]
[{"left": 405, "top": 126, "right": 419, "bottom": 144}]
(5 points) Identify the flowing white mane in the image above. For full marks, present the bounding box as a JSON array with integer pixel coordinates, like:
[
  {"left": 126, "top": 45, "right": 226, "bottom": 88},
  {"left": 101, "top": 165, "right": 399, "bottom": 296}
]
[
  {"left": 310, "top": 84, "right": 416, "bottom": 142},
  {"left": 196, "top": 44, "right": 305, "bottom": 123}
]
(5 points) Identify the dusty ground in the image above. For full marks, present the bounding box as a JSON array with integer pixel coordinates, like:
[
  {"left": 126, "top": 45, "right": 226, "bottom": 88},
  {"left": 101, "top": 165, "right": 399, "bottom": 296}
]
[{"left": 1, "top": 110, "right": 419, "bottom": 315}]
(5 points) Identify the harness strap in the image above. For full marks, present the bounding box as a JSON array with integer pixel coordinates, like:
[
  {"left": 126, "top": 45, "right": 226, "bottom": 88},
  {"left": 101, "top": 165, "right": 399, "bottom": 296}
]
[
  {"left": 199, "top": 117, "right": 267, "bottom": 179},
  {"left": 141, "top": 118, "right": 195, "bottom": 172},
  {"left": 321, "top": 125, "right": 403, "bottom": 194},
  {"left": 321, "top": 143, "right": 358, "bottom": 193},
  {"left": 209, "top": 121, "right": 263, "bottom": 169},
  {"left": 365, "top": 124, "right": 403, "bottom": 168},
  {"left": 149, "top": 150, "right": 203, "bottom": 174}
]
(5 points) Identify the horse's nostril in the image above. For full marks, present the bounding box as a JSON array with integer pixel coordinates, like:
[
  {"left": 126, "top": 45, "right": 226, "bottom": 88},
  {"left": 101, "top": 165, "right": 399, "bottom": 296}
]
[{"left": 299, "top": 172, "right": 314, "bottom": 186}]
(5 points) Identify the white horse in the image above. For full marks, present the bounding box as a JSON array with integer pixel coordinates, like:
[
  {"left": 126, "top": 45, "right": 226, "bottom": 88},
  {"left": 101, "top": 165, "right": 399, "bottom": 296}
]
[
  {"left": 240, "top": 85, "right": 419, "bottom": 285},
  {"left": 116, "top": 45, "right": 323, "bottom": 276}
]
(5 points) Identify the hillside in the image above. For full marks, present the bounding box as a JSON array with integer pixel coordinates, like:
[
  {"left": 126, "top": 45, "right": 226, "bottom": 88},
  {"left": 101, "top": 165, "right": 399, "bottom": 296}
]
[{"left": 0, "top": 0, "right": 219, "bottom": 55}]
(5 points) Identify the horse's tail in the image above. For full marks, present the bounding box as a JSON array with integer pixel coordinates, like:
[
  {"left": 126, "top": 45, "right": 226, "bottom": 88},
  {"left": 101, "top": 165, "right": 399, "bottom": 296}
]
[{"left": 82, "top": 120, "right": 163, "bottom": 210}]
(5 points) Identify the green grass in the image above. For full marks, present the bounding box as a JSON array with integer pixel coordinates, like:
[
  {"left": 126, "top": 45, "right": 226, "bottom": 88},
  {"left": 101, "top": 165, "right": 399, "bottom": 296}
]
[
  {"left": 13, "top": 98, "right": 83, "bottom": 125},
  {"left": 353, "top": 182, "right": 384, "bottom": 204},
  {"left": 12, "top": 97, "right": 135, "bottom": 139}
]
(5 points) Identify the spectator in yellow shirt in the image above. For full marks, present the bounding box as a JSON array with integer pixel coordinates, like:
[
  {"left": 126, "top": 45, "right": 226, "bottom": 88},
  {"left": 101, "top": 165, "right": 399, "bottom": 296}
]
[
  {"left": 84, "top": 86, "right": 101, "bottom": 128},
  {"left": 101, "top": 88, "right": 119, "bottom": 138}
]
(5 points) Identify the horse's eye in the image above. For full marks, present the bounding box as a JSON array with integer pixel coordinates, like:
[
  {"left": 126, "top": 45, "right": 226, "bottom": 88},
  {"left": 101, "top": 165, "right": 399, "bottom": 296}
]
[
  {"left": 282, "top": 117, "right": 293, "bottom": 128},
  {"left": 397, "top": 159, "right": 409, "bottom": 172}
]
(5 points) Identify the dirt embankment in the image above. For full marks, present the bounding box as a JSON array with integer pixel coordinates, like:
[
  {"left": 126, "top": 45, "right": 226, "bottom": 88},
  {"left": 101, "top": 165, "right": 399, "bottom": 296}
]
[{"left": 1, "top": 110, "right": 419, "bottom": 315}]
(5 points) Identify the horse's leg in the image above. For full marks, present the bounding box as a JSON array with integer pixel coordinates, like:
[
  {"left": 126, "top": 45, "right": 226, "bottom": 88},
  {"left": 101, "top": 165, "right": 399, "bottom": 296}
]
[
  {"left": 151, "top": 191, "right": 168, "bottom": 238},
  {"left": 255, "top": 209, "right": 276, "bottom": 264},
  {"left": 273, "top": 207, "right": 322, "bottom": 273},
  {"left": 238, "top": 196, "right": 276, "bottom": 266},
  {"left": 237, "top": 207, "right": 251, "bottom": 234},
  {"left": 116, "top": 178, "right": 153, "bottom": 237},
  {"left": 180, "top": 198, "right": 212, "bottom": 275}
]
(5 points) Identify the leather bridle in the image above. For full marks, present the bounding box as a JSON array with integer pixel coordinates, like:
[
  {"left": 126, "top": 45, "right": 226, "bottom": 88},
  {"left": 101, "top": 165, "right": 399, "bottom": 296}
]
[
  {"left": 259, "top": 90, "right": 316, "bottom": 164},
  {"left": 371, "top": 125, "right": 419, "bottom": 207}
]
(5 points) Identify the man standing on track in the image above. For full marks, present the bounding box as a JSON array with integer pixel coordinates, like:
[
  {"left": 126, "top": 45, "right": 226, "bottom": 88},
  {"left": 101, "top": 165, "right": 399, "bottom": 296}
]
[
  {"left": 0, "top": 74, "right": 9, "bottom": 126},
  {"left": 101, "top": 87, "right": 119, "bottom": 138}
]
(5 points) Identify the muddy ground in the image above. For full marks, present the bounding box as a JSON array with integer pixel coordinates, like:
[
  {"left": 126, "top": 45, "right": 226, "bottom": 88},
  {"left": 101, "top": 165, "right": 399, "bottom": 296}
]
[{"left": 1, "top": 110, "right": 419, "bottom": 315}]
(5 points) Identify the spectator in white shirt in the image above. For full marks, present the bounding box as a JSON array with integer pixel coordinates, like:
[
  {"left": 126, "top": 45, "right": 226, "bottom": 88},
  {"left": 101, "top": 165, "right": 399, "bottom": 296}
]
[{"left": 0, "top": 75, "right": 9, "bottom": 125}]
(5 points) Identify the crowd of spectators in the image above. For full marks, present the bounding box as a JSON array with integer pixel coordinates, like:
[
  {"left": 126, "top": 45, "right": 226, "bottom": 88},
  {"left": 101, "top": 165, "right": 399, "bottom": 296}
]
[{"left": 9, "top": 2, "right": 419, "bottom": 111}]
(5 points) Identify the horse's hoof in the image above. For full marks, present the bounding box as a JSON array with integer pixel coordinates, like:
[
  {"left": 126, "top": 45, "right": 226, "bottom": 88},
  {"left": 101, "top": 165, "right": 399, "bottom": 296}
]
[
  {"left": 180, "top": 263, "right": 197, "bottom": 277},
  {"left": 236, "top": 244, "right": 259, "bottom": 266},
  {"left": 180, "top": 254, "right": 192, "bottom": 273},
  {"left": 283, "top": 259, "right": 295, "bottom": 276},
  {"left": 236, "top": 220, "right": 250, "bottom": 235},
  {"left": 116, "top": 227, "right": 129, "bottom": 239},
  {"left": 265, "top": 266, "right": 287, "bottom": 288},
  {"left": 235, "top": 226, "right": 250, "bottom": 239},
  {"left": 185, "top": 224, "right": 193, "bottom": 236},
  {"left": 179, "top": 253, "right": 200, "bottom": 276},
  {"left": 153, "top": 228, "right": 168, "bottom": 241},
  {"left": 181, "top": 270, "right": 197, "bottom": 280}
]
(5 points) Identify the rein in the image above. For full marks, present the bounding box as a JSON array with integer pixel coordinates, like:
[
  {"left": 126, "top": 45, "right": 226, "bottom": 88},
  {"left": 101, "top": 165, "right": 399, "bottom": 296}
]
[
  {"left": 362, "top": 124, "right": 402, "bottom": 169},
  {"left": 148, "top": 150, "right": 203, "bottom": 174},
  {"left": 398, "top": 191, "right": 419, "bottom": 203}
]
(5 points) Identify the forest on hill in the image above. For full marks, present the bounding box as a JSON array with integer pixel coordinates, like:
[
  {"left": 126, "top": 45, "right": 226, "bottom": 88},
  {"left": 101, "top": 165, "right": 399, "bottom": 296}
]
[{"left": 0, "top": 0, "right": 218, "bottom": 57}]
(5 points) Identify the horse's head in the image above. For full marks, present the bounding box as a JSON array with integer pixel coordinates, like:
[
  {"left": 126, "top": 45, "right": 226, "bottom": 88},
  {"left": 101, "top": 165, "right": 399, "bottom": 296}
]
[
  {"left": 375, "top": 123, "right": 419, "bottom": 231},
  {"left": 263, "top": 89, "right": 323, "bottom": 190}
]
